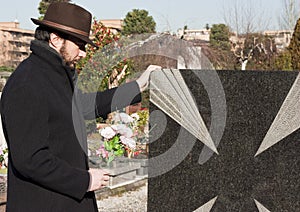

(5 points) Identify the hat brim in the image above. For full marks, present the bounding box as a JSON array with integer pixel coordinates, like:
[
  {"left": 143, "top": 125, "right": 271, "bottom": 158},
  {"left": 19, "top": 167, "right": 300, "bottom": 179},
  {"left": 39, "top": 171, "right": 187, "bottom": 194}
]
[{"left": 31, "top": 18, "right": 97, "bottom": 48}]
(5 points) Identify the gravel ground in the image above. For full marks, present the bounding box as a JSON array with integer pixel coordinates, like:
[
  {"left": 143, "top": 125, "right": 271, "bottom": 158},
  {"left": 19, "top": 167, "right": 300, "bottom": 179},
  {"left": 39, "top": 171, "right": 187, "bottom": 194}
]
[{"left": 97, "top": 184, "right": 147, "bottom": 212}]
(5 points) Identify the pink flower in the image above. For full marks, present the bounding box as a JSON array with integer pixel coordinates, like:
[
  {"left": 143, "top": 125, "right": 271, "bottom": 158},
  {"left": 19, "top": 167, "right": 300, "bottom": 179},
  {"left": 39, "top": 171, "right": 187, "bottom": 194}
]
[
  {"left": 120, "top": 136, "right": 136, "bottom": 149},
  {"left": 96, "top": 145, "right": 109, "bottom": 159},
  {"left": 100, "top": 126, "right": 116, "bottom": 139}
]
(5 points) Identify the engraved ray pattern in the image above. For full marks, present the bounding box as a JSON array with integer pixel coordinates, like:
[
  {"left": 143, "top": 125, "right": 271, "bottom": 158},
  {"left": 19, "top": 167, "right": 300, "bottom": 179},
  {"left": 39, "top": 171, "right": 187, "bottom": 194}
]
[
  {"left": 193, "top": 196, "right": 218, "bottom": 212},
  {"left": 254, "top": 199, "right": 271, "bottom": 212},
  {"left": 150, "top": 69, "right": 218, "bottom": 154},
  {"left": 255, "top": 73, "right": 300, "bottom": 156}
]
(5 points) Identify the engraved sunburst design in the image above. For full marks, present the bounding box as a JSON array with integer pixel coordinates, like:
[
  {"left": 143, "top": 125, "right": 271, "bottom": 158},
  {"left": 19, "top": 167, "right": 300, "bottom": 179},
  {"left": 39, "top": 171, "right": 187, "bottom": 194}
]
[
  {"left": 193, "top": 198, "right": 271, "bottom": 212},
  {"left": 193, "top": 196, "right": 218, "bottom": 212},
  {"left": 150, "top": 69, "right": 218, "bottom": 154},
  {"left": 254, "top": 199, "right": 271, "bottom": 212},
  {"left": 255, "top": 73, "right": 300, "bottom": 156}
]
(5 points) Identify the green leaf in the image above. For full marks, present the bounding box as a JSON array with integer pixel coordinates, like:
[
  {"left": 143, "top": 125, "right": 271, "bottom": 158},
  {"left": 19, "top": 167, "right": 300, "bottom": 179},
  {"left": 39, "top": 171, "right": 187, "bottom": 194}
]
[
  {"left": 112, "top": 135, "right": 120, "bottom": 143},
  {"left": 114, "top": 144, "right": 121, "bottom": 150},
  {"left": 104, "top": 141, "right": 112, "bottom": 151},
  {"left": 114, "top": 149, "right": 125, "bottom": 156}
]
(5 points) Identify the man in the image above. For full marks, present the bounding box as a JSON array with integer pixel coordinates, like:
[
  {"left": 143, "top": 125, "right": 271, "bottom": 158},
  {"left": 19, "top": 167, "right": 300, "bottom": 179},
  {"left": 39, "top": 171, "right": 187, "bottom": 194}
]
[{"left": 0, "top": 2, "right": 159, "bottom": 211}]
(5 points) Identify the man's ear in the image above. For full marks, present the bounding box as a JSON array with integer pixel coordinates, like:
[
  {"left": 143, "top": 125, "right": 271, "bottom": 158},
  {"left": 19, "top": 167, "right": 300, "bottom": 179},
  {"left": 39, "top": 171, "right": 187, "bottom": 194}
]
[{"left": 49, "top": 33, "right": 64, "bottom": 51}]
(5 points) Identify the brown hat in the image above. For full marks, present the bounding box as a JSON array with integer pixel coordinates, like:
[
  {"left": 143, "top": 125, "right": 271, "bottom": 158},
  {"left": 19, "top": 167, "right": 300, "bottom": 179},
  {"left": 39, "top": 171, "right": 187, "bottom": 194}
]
[{"left": 31, "top": 2, "right": 96, "bottom": 47}]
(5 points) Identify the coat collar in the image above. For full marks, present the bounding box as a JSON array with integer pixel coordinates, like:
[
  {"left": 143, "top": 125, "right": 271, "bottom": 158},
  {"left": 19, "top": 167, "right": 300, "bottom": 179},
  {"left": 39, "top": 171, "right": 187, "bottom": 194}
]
[
  {"left": 30, "top": 40, "right": 77, "bottom": 90},
  {"left": 30, "top": 40, "right": 64, "bottom": 66}
]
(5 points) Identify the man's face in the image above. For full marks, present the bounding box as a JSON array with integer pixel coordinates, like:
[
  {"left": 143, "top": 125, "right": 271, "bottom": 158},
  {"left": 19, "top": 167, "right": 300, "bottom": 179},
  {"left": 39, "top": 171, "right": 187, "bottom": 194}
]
[{"left": 60, "top": 37, "right": 86, "bottom": 68}]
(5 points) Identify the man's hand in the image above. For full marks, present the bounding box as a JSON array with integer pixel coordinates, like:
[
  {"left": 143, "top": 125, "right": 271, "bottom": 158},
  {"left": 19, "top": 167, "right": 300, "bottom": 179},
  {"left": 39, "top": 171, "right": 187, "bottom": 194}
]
[
  {"left": 87, "top": 168, "right": 110, "bottom": 191},
  {"left": 136, "top": 65, "right": 161, "bottom": 92}
]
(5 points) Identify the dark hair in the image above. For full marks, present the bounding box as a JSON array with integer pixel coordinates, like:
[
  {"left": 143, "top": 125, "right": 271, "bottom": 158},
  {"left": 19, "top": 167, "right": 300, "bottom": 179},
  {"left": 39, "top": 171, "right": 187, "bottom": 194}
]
[
  {"left": 34, "top": 26, "right": 86, "bottom": 51},
  {"left": 34, "top": 26, "right": 69, "bottom": 42},
  {"left": 34, "top": 26, "right": 52, "bottom": 42}
]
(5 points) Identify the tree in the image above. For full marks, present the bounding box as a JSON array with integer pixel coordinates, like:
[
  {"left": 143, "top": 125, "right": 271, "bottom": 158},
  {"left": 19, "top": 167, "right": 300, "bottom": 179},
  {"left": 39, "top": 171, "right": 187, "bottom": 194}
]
[
  {"left": 209, "top": 24, "right": 231, "bottom": 51},
  {"left": 38, "top": 0, "right": 70, "bottom": 19},
  {"left": 222, "top": 0, "right": 276, "bottom": 70},
  {"left": 205, "top": 24, "right": 210, "bottom": 30},
  {"left": 199, "top": 24, "right": 234, "bottom": 70},
  {"left": 122, "top": 9, "right": 156, "bottom": 35},
  {"left": 288, "top": 18, "right": 300, "bottom": 70},
  {"left": 232, "top": 33, "right": 276, "bottom": 70},
  {"left": 201, "top": 43, "right": 237, "bottom": 70},
  {"left": 222, "top": 0, "right": 270, "bottom": 35},
  {"left": 0, "top": 66, "right": 14, "bottom": 72},
  {"left": 274, "top": 50, "right": 292, "bottom": 70},
  {"left": 77, "top": 19, "right": 133, "bottom": 92},
  {"left": 278, "top": 0, "right": 300, "bottom": 30}
]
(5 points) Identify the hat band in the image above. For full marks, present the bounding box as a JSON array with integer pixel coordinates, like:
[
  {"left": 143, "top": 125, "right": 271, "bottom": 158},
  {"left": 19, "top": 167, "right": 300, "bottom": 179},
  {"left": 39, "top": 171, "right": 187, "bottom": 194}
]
[{"left": 42, "top": 20, "right": 89, "bottom": 37}]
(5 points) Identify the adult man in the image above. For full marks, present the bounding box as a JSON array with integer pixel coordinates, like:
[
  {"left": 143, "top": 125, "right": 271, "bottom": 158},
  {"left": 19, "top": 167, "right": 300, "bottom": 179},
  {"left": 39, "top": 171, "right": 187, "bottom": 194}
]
[{"left": 0, "top": 2, "right": 159, "bottom": 211}]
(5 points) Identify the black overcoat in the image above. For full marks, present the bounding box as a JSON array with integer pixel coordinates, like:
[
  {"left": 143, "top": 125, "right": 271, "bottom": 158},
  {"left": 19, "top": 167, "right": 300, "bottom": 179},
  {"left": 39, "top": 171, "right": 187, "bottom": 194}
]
[{"left": 0, "top": 40, "right": 141, "bottom": 211}]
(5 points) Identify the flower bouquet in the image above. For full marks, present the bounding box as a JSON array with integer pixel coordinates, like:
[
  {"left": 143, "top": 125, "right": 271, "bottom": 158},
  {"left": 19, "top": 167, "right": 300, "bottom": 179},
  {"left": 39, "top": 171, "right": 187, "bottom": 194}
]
[{"left": 97, "top": 112, "right": 142, "bottom": 166}]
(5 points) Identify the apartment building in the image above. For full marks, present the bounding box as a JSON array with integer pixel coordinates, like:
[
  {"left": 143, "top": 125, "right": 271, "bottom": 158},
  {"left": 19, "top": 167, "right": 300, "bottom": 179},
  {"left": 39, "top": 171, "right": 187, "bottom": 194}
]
[
  {"left": 100, "top": 19, "right": 123, "bottom": 34},
  {"left": 177, "top": 28, "right": 210, "bottom": 41},
  {"left": 263, "top": 30, "right": 293, "bottom": 51},
  {"left": 0, "top": 21, "right": 34, "bottom": 68},
  {"left": 178, "top": 27, "right": 293, "bottom": 53}
]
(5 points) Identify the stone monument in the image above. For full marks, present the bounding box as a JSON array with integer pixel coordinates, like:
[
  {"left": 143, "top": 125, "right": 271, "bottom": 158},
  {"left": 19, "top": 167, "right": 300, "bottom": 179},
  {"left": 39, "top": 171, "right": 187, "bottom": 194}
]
[{"left": 148, "top": 69, "right": 300, "bottom": 211}]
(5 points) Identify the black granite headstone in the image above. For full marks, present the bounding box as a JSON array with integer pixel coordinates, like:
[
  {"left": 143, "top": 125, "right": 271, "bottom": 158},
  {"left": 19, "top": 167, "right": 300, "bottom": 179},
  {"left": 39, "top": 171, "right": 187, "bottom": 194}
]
[{"left": 148, "top": 70, "right": 300, "bottom": 211}]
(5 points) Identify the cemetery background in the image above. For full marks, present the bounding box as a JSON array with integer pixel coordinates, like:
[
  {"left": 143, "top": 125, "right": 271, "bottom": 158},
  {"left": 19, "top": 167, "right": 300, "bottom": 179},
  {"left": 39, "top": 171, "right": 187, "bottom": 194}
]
[
  {"left": 1, "top": 29, "right": 300, "bottom": 212},
  {"left": 0, "top": 1, "right": 300, "bottom": 211}
]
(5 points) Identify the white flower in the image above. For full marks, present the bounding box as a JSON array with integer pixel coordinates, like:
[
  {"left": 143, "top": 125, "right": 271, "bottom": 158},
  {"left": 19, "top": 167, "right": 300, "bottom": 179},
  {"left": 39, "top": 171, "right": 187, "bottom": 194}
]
[
  {"left": 111, "top": 124, "right": 133, "bottom": 138},
  {"left": 100, "top": 127, "right": 116, "bottom": 139},
  {"left": 130, "top": 113, "right": 140, "bottom": 120},
  {"left": 112, "top": 113, "right": 121, "bottom": 122},
  {"left": 113, "top": 112, "right": 134, "bottom": 123},
  {"left": 120, "top": 136, "right": 136, "bottom": 149}
]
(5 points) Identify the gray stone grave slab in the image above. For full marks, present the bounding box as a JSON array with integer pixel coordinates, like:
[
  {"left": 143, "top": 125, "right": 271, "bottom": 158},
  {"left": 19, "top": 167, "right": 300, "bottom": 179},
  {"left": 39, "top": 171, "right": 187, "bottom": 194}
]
[
  {"left": 148, "top": 69, "right": 300, "bottom": 211},
  {"left": 108, "top": 163, "right": 141, "bottom": 187},
  {"left": 114, "top": 157, "right": 148, "bottom": 176},
  {"left": 89, "top": 156, "right": 141, "bottom": 187}
]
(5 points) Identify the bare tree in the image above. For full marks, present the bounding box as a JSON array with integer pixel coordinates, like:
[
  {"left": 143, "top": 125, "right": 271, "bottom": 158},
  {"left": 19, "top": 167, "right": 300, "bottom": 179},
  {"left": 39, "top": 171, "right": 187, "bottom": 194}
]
[
  {"left": 222, "top": 0, "right": 270, "bottom": 35},
  {"left": 278, "top": 0, "right": 300, "bottom": 30},
  {"left": 232, "top": 34, "right": 276, "bottom": 70},
  {"left": 222, "top": 0, "right": 274, "bottom": 70}
]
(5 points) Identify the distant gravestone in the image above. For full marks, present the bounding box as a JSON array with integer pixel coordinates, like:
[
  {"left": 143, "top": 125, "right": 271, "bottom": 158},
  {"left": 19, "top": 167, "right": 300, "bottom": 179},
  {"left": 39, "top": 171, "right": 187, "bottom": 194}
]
[{"left": 148, "top": 70, "right": 300, "bottom": 211}]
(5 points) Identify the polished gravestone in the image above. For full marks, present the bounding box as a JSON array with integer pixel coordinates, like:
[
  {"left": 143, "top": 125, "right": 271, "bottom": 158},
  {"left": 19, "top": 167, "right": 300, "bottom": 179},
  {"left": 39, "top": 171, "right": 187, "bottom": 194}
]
[{"left": 148, "top": 70, "right": 300, "bottom": 212}]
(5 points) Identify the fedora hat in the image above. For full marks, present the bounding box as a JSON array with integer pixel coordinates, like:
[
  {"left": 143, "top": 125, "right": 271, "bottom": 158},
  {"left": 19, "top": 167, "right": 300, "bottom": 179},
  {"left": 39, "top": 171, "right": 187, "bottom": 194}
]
[{"left": 31, "top": 2, "right": 96, "bottom": 47}]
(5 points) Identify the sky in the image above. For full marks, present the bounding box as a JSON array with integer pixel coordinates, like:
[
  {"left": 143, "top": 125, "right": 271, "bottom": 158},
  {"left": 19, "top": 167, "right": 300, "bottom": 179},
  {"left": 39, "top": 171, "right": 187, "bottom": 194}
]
[{"left": 0, "top": 0, "right": 292, "bottom": 33}]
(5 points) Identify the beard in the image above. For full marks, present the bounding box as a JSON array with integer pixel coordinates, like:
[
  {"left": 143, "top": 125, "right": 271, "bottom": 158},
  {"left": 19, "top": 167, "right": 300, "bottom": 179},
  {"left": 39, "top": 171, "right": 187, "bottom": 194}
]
[{"left": 60, "top": 42, "right": 77, "bottom": 69}]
